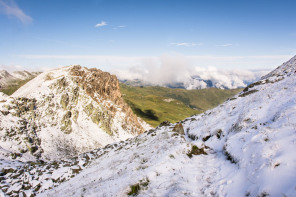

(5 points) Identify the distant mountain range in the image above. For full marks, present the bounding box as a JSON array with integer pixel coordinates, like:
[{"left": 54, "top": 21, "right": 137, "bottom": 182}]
[{"left": 0, "top": 70, "right": 40, "bottom": 89}]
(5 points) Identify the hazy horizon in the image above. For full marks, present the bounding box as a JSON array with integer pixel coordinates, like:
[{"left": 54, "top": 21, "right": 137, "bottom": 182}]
[{"left": 1, "top": 0, "right": 296, "bottom": 73}]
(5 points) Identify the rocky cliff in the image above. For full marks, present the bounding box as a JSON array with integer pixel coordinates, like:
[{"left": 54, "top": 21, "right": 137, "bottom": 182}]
[
  {"left": 69, "top": 65, "right": 144, "bottom": 134},
  {"left": 0, "top": 65, "right": 146, "bottom": 161}
]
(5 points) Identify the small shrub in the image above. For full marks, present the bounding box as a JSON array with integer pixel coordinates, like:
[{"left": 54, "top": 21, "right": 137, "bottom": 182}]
[
  {"left": 147, "top": 129, "right": 155, "bottom": 135},
  {"left": 188, "top": 133, "right": 198, "bottom": 140},
  {"left": 256, "top": 192, "right": 270, "bottom": 197},
  {"left": 239, "top": 90, "right": 259, "bottom": 97},
  {"left": 243, "top": 81, "right": 264, "bottom": 92},
  {"left": 140, "top": 158, "right": 148, "bottom": 164},
  {"left": 216, "top": 129, "right": 222, "bottom": 139},
  {"left": 264, "top": 137, "right": 269, "bottom": 142},
  {"left": 128, "top": 183, "right": 140, "bottom": 196},
  {"left": 171, "top": 132, "right": 179, "bottom": 137},
  {"left": 202, "top": 135, "right": 211, "bottom": 142},
  {"left": 140, "top": 177, "right": 150, "bottom": 187},
  {"left": 158, "top": 120, "right": 171, "bottom": 127},
  {"left": 187, "top": 145, "right": 207, "bottom": 158},
  {"left": 128, "top": 178, "right": 150, "bottom": 196}
]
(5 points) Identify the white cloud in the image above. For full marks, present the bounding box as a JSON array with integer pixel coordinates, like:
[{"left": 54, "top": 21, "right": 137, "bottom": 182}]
[
  {"left": 216, "top": 43, "right": 233, "bottom": 47},
  {"left": 118, "top": 25, "right": 126, "bottom": 28},
  {"left": 111, "top": 54, "right": 272, "bottom": 89},
  {"left": 192, "top": 66, "right": 268, "bottom": 89},
  {"left": 170, "top": 42, "right": 203, "bottom": 47},
  {"left": 19, "top": 54, "right": 292, "bottom": 73},
  {"left": 0, "top": 0, "right": 32, "bottom": 24},
  {"left": 95, "top": 21, "right": 107, "bottom": 28}
]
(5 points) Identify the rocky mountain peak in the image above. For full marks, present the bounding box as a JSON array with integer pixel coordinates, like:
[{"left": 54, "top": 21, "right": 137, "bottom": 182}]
[
  {"left": 0, "top": 70, "right": 10, "bottom": 77},
  {"left": 69, "top": 65, "right": 144, "bottom": 134},
  {"left": 0, "top": 65, "right": 146, "bottom": 161},
  {"left": 70, "top": 65, "right": 122, "bottom": 107}
]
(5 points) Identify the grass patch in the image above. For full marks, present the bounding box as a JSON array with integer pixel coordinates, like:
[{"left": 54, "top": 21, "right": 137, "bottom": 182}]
[{"left": 120, "top": 84, "right": 241, "bottom": 127}]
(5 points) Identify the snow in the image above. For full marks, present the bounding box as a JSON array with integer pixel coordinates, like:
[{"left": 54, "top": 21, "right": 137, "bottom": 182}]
[
  {"left": 1, "top": 65, "right": 145, "bottom": 162},
  {"left": 0, "top": 92, "right": 8, "bottom": 100},
  {"left": 1, "top": 56, "right": 296, "bottom": 196},
  {"left": 11, "top": 71, "right": 33, "bottom": 80},
  {"left": 0, "top": 70, "right": 38, "bottom": 88},
  {"left": 41, "top": 57, "right": 295, "bottom": 196},
  {"left": 0, "top": 70, "right": 17, "bottom": 87},
  {"left": 12, "top": 67, "right": 69, "bottom": 99}
]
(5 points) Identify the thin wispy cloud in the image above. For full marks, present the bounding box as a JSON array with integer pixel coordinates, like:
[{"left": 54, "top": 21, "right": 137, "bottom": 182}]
[
  {"left": 0, "top": 0, "right": 32, "bottom": 24},
  {"left": 112, "top": 25, "right": 126, "bottom": 30},
  {"left": 170, "top": 42, "right": 203, "bottom": 47},
  {"left": 216, "top": 43, "right": 233, "bottom": 47},
  {"left": 95, "top": 21, "right": 107, "bottom": 28},
  {"left": 94, "top": 21, "right": 126, "bottom": 30}
]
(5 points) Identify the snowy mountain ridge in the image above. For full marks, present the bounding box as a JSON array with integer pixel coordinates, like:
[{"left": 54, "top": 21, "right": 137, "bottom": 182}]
[
  {"left": 0, "top": 56, "right": 296, "bottom": 196},
  {"left": 262, "top": 54, "right": 296, "bottom": 79},
  {"left": 0, "top": 65, "right": 147, "bottom": 162}
]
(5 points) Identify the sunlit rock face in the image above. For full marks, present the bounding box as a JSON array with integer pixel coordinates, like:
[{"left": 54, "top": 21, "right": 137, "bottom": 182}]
[{"left": 0, "top": 65, "right": 145, "bottom": 161}]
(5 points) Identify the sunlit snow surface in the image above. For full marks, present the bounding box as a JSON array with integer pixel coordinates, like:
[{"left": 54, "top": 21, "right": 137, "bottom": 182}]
[{"left": 40, "top": 57, "right": 296, "bottom": 196}]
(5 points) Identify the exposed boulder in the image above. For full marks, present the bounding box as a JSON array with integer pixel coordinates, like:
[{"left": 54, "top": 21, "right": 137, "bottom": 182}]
[{"left": 172, "top": 123, "right": 184, "bottom": 135}]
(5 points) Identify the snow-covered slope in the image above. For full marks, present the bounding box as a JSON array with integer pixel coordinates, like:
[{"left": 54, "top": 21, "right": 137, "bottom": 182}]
[
  {"left": 0, "top": 56, "right": 295, "bottom": 197},
  {"left": 11, "top": 71, "right": 38, "bottom": 81},
  {"left": 0, "top": 65, "right": 146, "bottom": 161},
  {"left": 0, "top": 70, "right": 17, "bottom": 87},
  {"left": 43, "top": 56, "right": 295, "bottom": 197},
  {"left": 0, "top": 70, "right": 39, "bottom": 88}
]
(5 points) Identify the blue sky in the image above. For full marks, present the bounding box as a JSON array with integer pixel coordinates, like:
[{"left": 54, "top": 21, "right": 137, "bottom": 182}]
[{"left": 0, "top": 0, "right": 296, "bottom": 71}]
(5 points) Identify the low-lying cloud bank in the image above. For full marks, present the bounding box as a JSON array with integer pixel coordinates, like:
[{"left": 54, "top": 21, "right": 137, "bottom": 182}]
[{"left": 112, "top": 55, "right": 270, "bottom": 89}]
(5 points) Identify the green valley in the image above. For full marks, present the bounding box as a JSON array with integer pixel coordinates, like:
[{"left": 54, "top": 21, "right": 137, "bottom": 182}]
[{"left": 120, "top": 84, "right": 242, "bottom": 127}]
